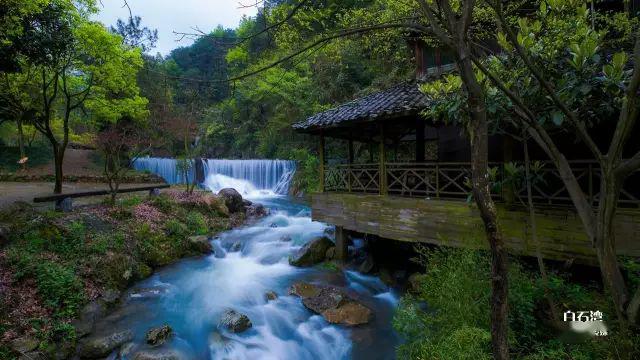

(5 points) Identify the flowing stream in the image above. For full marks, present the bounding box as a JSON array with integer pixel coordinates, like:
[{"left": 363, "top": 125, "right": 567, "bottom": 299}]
[{"left": 111, "top": 158, "right": 399, "bottom": 359}]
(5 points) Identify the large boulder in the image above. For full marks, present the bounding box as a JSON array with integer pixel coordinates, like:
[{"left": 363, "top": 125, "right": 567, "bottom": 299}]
[
  {"left": 77, "top": 328, "right": 134, "bottom": 358},
  {"left": 322, "top": 302, "right": 373, "bottom": 326},
  {"left": 146, "top": 325, "right": 173, "bottom": 346},
  {"left": 188, "top": 235, "right": 213, "bottom": 254},
  {"left": 218, "top": 188, "right": 244, "bottom": 213},
  {"left": 72, "top": 300, "right": 108, "bottom": 338},
  {"left": 289, "top": 236, "right": 333, "bottom": 267},
  {"left": 220, "top": 309, "right": 252, "bottom": 333},
  {"left": 289, "top": 282, "right": 372, "bottom": 326}
]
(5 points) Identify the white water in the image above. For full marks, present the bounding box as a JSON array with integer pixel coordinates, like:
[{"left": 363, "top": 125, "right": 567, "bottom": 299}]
[
  {"left": 133, "top": 157, "right": 296, "bottom": 196},
  {"left": 117, "top": 158, "right": 401, "bottom": 359},
  {"left": 104, "top": 197, "right": 399, "bottom": 359}
]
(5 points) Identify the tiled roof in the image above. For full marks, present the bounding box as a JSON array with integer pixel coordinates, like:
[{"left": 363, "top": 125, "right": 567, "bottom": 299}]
[{"left": 293, "top": 82, "right": 429, "bottom": 131}]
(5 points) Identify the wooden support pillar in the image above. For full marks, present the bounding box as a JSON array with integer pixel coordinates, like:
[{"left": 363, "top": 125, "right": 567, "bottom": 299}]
[
  {"left": 348, "top": 138, "right": 354, "bottom": 193},
  {"left": 416, "top": 120, "right": 425, "bottom": 162},
  {"left": 379, "top": 123, "right": 387, "bottom": 195},
  {"left": 335, "top": 226, "right": 348, "bottom": 261},
  {"left": 319, "top": 133, "right": 325, "bottom": 192}
]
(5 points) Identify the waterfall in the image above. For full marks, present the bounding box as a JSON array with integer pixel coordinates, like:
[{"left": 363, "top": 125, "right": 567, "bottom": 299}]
[
  {"left": 133, "top": 158, "right": 195, "bottom": 185},
  {"left": 133, "top": 157, "right": 296, "bottom": 196}
]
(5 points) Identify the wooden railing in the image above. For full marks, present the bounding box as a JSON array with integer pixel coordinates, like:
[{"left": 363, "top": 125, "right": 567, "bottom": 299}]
[
  {"left": 325, "top": 164, "right": 380, "bottom": 193},
  {"left": 324, "top": 161, "right": 640, "bottom": 207}
]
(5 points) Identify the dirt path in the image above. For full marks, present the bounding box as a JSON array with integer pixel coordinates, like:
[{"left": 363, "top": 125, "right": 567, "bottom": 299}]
[
  {"left": 0, "top": 182, "right": 167, "bottom": 210},
  {"left": 17, "top": 149, "right": 102, "bottom": 176}
]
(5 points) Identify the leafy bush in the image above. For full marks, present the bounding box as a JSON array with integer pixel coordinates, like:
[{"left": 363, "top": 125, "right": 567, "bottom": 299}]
[
  {"left": 149, "top": 194, "right": 175, "bottom": 213},
  {"left": 289, "top": 148, "right": 319, "bottom": 195},
  {"left": 34, "top": 261, "right": 84, "bottom": 318},
  {"left": 394, "top": 247, "right": 614, "bottom": 359},
  {"left": 118, "top": 195, "right": 143, "bottom": 208},
  {"left": 185, "top": 211, "right": 208, "bottom": 235}
]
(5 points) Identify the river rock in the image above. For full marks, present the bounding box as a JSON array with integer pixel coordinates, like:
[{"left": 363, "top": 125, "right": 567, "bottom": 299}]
[
  {"left": 288, "top": 282, "right": 321, "bottom": 298},
  {"left": 265, "top": 291, "right": 278, "bottom": 301},
  {"left": 132, "top": 347, "right": 187, "bottom": 360},
  {"left": 77, "top": 328, "right": 134, "bottom": 358},
  {"left": 188, "top": 235, "right": 213, "bottom": 253},
  {"left": 218, "top": 188, "right": 244, "bottom": 213},
  {"left": 230, "top": 241, "right": 242, "bottom": 252},
  {"left": 289, "top": 236, "right": 333, "bottom": 267},
  {"left": 322, "top": 301, "right": 372, "bottom": 326},
  {"left": 289, "top": 282, "right": 373, "bottom": 326},
  {"left": 102, "top": 289, "right": 121, "bottom": 305},
  {"left": 358, "top": 254, "right": 376, "bottom": 274},
  {"left": 245, "top": 203, "right": 268, "bottom": 219},
  {"left": 10, "top": 336, "right": 39, "bottom": 354},
  {"left": 220, "top": 309, "right": 252, "bottom": 333},
  {"left": 72, "top": 300, "right": 107, "bottom": 338},
  {"left": 279, "top": 235, "right": 292, "bottom": 242},
  {"left": 146, "top": 325, "right": 173, "bottom": 346}
]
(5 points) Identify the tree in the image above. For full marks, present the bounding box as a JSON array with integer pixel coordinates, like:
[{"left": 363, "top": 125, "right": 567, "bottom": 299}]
[
  {"left": 110, "top": 15, "right": 158, "bottom": 52},
  {"left": 2, "top": 2, "right": 148, "bottom": 194},
  {"left": 96, "top": 120, "right": 150, "bottom": 203},
  {"left": 465, "top": 0, "right": 640, "bottom": 328}
]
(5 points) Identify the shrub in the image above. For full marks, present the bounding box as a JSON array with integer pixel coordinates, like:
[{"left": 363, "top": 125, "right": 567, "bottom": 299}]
[
  {"left": 185, "top": 211, "right": 208, "bottom": 235},
  {"left": 394, "top": 247, "right": 613, "bottom": 360},
  {"left": 34, "top": 260, "right": 84, "bottom": 318},
  {"left": 149, "top": 194, "right": 175, "bottom": 213}
]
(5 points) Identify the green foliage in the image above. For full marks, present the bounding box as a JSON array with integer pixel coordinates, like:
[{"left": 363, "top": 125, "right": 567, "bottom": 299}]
[
  {"left": 394, "top": 247, "right": 615, "bottom": 359},
  {"left": 149, "top": 194, "right": 174, "bottom": 213},
  {"left": 35, "top": 260, "right": 84, "bottom": 317},
  {"left": 289, "top": 148, "right": 320, "bottom": 195},
  {"left": 185, "top": 211, "right": 208, "bottom": 235}
]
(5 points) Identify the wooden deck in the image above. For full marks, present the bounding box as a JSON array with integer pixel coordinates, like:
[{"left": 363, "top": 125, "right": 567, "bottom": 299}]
[{"left": 311, "top": 192, "right": 640, "bottom": 265}]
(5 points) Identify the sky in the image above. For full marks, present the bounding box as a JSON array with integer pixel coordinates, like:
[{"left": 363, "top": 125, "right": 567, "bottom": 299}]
[{"left": 94, "top": 0, "right": 258, "bottom": 56}]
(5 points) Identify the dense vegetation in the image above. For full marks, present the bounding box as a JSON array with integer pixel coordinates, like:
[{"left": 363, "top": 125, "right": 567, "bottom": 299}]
[
  {"left": 1, "top": 0, "right": 640, "bottom": 359},
  {"left": 395, "top": 247, "right": 640, "bottom": 359},
  {"left": 0, "top": 190, "right": 235, "bottom": 358}
]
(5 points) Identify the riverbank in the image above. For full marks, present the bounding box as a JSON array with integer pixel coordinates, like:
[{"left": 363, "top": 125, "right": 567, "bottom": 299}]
[{"left": 0, "top": 189, "right": 258, "bottom": 359}]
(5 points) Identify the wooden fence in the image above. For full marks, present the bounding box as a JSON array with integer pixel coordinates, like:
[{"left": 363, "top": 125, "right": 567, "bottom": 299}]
[{"left": 323, "top": 160, "right": 640, "bottom": 207}]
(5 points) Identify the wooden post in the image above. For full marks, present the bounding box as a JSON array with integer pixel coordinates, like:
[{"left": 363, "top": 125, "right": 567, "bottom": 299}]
[
  {"left": 319, "top": 133, "right": 325, "bottom": 193},
  {"left": 379, "top": 123, "right": 387, "bottom": 195},
  {"left": 335, "top": 226, "right": 348, "bottom": 261},
  {"left": 348, "top": 138, "right": 354, "bottom": 193},
  {"left": 416, "top": 120, "right": 425, "bottom": 162}
]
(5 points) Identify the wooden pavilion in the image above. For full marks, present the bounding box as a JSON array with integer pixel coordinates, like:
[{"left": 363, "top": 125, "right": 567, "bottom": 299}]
[{"left": 293, "top": 76, "right": 640, "bottom": 266}]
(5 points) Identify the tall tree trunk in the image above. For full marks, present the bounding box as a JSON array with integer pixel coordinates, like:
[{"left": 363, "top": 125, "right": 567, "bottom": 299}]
[
  {"left": 457, "top": 53, "right": 510, "bottom": 360},
  {"left": 53, "top": 145, "right": 65, "bottom": 194},
  {"left": 524, "top": 139, "right": 560, "bottom": 324},
  {"left": 596, "top": 170, "right": 629, "bottom": 325}
]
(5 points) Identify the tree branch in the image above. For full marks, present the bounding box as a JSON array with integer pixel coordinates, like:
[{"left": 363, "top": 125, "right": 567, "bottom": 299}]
[
  {"left": 226, "top": 22, "right": 431, "bottom": 82},
  {"left": 490, "top": 0, "right": 604, "bottom": 164}
]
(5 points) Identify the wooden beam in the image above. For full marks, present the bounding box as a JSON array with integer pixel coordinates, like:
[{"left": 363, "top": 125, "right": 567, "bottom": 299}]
[
  {"left": 379, "top": 123, "right": 387, "bottom": 195},
  {"left": 319, "top": 132, "right": 325, "bottom": 192},
  {"left": 33, "top": 184, "right": 170, "bottom": 203},
  {"left": 335, "top": 226, "right": 349, "bottom": 261}
]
